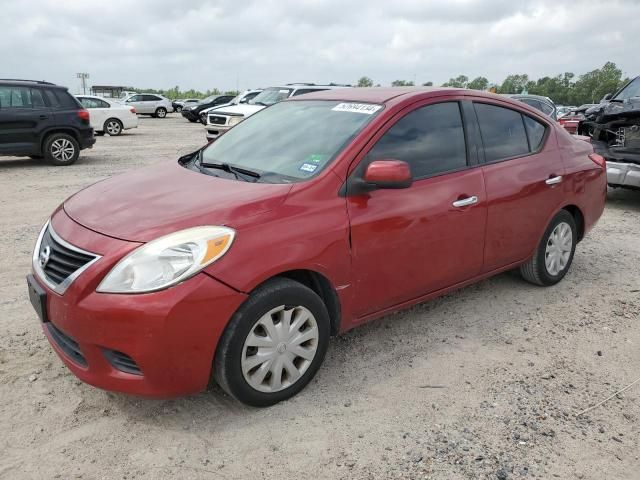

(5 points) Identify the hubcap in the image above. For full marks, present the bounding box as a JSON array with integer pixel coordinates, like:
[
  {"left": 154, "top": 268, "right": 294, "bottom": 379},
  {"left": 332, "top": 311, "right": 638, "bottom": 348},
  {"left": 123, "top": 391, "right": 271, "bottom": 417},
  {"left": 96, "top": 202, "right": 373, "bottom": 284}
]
[
  {"left": 106, "top": 121, "right": 120, "bottom": 135},
  {"left": 158, "top": 109, "right": 166, "bottom": 117},
  {"left": 50, "top": 139, "right": 75, "bottom": 162},
  {"left": 241, "top": 305, "right": 319, "bottom": 393},
  {"left": 545, "top": 222, "right": 572, "bottom": 276}
]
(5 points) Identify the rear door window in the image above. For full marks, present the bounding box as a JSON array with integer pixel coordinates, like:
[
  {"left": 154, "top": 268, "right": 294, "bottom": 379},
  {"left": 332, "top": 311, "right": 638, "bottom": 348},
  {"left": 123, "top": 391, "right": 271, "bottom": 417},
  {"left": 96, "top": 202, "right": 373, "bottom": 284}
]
[
  {"left": 367, "top": 102, "right": 468, "bottom": 178},
  {"left": 31, "top": 89, "right": 46, "bottom": 108},
  {"left": 474, "top": 103, "right": 529, "bottom": 162}
]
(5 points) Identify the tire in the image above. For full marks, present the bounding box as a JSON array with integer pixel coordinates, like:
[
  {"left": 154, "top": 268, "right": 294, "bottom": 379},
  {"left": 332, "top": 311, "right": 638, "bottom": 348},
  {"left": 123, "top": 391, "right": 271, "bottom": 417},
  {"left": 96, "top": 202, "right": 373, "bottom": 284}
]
[
  {"left": 43, "top": 133, "right": 79, "bottom": 166},
  {"left": 214, "top": 277, "right": 330, "bottom": 407},
  {"left": 520, "top": 209, "right": 577, "bottom": 286},
  {"left": 175, "top": 106, "right": 182, "bottom": 113},
  {"left": 104, "top": 118, "right": 123, "bottom": 136},
  {"left": 155, "top": 107, "right": 167, "bottom": 118}
]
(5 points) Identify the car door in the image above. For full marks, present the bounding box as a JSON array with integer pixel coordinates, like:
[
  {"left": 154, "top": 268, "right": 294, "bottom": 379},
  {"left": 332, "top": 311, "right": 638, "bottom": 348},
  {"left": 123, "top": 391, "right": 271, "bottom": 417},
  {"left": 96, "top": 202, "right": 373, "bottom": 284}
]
[
  {"left": 125, "top": 94, "right": 145, "bottom": 113},
  {"left": 0, "top": 85, "right": 54, "bottom": 155},
  {"left": 473, "top": 100, "right": 565, "bottom": 272},
  {"left": 143, "top": 95, "right": 161, "bottom": 113},
  {"left": 346, "top": 100, "right": 487, "bottom": 317}
]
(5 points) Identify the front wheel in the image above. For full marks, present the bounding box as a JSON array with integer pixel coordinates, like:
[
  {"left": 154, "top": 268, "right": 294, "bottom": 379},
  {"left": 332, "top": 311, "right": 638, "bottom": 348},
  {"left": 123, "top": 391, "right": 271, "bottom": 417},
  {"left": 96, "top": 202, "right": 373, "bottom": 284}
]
[
  {"left": 155, "top": 107, "right": 167, "bottom": 118},
  {"left": 520, "top": 210, "right": 577, "bottom": 286},
  {"left": 214, "top": 278, "right": 330, "bottom": 407},
  {"left": 175, "top": 106, "right": 182, "bottom": 112},
  {"left": 44, "top": 133, "right": 79, "bottom": 166}
]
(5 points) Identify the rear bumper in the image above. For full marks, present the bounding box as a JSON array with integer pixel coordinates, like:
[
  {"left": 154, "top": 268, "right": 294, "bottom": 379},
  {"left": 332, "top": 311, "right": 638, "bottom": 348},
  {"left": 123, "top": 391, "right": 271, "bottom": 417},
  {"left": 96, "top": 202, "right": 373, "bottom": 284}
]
[
  {"left": 79, "top": 129, "right": 96, "bottom": 150},
  {"left": 607, "top": 161, "right": 640, "bottom": 189}
]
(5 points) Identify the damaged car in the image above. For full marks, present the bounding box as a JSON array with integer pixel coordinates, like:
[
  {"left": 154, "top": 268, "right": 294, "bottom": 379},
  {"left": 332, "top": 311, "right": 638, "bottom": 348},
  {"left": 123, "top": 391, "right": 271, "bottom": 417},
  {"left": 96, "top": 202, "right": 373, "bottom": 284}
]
[{"left": 579, "top": 76, "right": 640, "bottom": 190}]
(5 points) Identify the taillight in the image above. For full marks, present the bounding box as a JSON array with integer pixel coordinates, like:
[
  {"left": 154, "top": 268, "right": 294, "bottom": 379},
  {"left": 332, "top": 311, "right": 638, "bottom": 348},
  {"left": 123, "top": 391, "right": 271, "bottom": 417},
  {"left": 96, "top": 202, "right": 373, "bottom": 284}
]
[
  {"left": 130, "top": 107, "right": 136, "bottom": 114},
  {"left": 589, "top": 153, "right": 606, "bottom": 169},
  {"left": 77, "top": 109, "right": 90, "bottom": 122}
]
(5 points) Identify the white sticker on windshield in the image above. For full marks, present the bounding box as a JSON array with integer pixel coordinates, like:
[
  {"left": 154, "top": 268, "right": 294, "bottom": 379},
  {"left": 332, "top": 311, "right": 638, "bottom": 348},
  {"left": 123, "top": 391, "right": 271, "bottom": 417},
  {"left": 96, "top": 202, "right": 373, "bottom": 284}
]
[{"left": 331, "top": 103, "right": 382, "bottom": 114}]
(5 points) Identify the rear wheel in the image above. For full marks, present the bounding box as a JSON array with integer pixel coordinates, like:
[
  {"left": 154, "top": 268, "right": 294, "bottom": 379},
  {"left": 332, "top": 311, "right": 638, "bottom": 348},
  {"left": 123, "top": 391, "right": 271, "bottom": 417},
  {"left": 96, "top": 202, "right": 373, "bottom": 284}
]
[
  {"left": 520, "top": 210, "right": 577, "bottom": 286},
  {"left": 155, "top": 107, "right": 167, "bottom": 118},
  {"left": 175, "top": 106, "right": 183, "bottom": 112},
  {"left": 104, "top": 118, "right": 123, "bottom": 136},
  {"left": 214, "top": 278, "right": 330, "bottom": 407},
  {"left": 44, "top": 133, "right": 79, "bottom": 166}
]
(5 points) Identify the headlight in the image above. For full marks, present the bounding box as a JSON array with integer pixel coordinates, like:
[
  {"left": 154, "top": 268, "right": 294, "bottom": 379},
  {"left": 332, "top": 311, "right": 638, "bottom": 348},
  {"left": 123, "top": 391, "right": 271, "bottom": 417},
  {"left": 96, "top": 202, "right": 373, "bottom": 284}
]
[
  {"left": 228, "top": 116, "right": 244, "bottom": 127},
  {"left": 97, "top": 226, "right": 235, "bottom": 294}
]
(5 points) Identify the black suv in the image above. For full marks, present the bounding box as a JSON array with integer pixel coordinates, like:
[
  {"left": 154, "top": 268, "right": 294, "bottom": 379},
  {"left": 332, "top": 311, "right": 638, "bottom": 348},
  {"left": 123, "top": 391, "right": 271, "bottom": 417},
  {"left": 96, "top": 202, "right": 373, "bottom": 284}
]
[
  {"left": 0, "top": 79, "right": 95, "bottom": 165},
  {"left": 180, "top": 94, "right": 235, "bottom": 123}
]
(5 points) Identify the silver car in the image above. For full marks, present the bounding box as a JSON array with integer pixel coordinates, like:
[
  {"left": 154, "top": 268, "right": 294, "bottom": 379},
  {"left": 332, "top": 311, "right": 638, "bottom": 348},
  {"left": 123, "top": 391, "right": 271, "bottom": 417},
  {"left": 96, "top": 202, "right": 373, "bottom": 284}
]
[{"left": 122, "top": 93, "right": 174, "bottom": 118}]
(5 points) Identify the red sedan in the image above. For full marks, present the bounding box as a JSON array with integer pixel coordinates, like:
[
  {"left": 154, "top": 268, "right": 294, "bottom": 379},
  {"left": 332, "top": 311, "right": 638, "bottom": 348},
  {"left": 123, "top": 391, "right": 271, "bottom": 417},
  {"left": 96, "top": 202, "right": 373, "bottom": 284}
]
[{"left": 27, "top": 88, "right": 606, "bottom": 406}]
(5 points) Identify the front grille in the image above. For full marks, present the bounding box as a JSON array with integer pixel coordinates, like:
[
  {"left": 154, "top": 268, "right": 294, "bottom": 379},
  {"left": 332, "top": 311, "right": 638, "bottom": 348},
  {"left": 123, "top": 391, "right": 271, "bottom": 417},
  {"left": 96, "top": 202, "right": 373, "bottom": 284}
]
[
  {"left": 35, "top": 224, "right": 98, "bottom": 292},
  {"left": 47, "top": 323, "right": 87, "bottom": 367},
  {"left": 103, "top": 349, "right": 142, "bottom": 375},
  {"left": 208, "top": 115, "right": 227, "bottom": 126}
]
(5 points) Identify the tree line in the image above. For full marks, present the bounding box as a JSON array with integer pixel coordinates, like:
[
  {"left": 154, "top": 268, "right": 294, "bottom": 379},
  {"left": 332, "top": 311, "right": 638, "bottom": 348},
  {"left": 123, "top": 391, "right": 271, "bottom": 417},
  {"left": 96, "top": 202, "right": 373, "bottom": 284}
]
[{"left": 357, "top": 61, "right": 631, "bottom": 106}]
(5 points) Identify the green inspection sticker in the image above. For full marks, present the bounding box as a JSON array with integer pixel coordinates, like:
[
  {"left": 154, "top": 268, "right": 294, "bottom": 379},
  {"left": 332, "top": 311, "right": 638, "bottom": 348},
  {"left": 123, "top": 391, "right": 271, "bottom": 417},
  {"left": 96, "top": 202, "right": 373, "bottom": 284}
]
[{"left": 307, "top": 153, "right": 329, "bottom": 164}]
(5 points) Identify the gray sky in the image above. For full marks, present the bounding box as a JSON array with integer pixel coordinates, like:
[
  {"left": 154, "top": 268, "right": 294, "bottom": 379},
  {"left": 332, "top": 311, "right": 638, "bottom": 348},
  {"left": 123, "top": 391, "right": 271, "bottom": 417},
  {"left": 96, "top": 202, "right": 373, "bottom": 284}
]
[{"left": 1, "top": 0, "right": 638, "bottom": 93}]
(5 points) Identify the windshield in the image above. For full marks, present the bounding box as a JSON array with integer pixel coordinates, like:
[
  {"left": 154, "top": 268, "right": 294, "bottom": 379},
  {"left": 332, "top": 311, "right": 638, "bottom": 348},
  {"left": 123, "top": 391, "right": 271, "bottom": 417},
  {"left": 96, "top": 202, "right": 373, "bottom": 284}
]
[
  {"left": 199, "top": 100, "right": 382, "bottom": 182},
  {"left": 250, "top": 88, "right": 293, "bottom": 106},
  {"left": 613, "top": 77, "right": 640, "bottom": 101},
  {"left": 200, "top": 95, "right": 218, "bottom": 104}
]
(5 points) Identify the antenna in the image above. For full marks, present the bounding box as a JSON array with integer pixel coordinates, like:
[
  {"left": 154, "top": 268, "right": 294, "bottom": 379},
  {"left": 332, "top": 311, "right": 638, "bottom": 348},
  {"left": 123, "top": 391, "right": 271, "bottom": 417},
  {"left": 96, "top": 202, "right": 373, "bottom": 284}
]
[{"left": 76, "top": 72, "right": 90, "bottom": 94}]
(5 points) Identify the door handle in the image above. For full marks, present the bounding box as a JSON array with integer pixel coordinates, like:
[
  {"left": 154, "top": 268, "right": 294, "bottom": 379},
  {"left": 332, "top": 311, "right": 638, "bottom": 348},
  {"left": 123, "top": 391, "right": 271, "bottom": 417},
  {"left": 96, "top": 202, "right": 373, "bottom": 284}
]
[
  {"left": 39, "top": 115, "right": 49, "bottom": 119},
  {"left": 545, "top": 175, "right": 563, "bottom": 185},
  {"left": 452, "top": 196, "right": 478, "bottom": 208}
]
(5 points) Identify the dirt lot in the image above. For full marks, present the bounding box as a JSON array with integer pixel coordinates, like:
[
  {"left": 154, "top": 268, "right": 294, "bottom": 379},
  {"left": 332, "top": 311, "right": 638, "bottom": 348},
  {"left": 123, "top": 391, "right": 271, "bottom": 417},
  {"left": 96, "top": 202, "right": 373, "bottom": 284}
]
[{"left": 1, "top": 115, "right": 639, "bottom": 480}]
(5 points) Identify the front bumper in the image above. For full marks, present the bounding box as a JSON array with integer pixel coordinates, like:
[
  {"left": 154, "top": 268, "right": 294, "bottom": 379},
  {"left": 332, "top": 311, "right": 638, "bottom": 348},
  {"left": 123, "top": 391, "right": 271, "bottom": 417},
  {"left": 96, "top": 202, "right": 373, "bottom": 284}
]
[
  {"left": 607, "top": 161, "right": 640, "bottom": 189},
  {"left": 181, "top": 110, "right": 199, "bottom": 121},
  {"left": 205, "top": 124, "right": 231, "bottom": 140},
  {"left": 30, "top": 210, "right": 247, "bottom": 398}
]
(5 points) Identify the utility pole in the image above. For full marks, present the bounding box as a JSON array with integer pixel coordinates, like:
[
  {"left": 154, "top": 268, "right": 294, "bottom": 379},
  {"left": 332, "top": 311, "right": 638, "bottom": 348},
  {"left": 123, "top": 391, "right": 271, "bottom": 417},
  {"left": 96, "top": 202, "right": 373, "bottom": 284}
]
[{"left": 76, "top": 72, "right": 90, "bottom": 94}]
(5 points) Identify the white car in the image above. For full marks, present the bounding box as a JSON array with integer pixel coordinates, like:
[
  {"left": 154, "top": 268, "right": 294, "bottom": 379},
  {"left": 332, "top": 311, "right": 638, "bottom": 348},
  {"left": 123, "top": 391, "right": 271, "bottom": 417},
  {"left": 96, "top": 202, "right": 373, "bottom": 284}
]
[
  {"left": 120, "top": 93, "right": 174, "bottom": 118},
  {"left": 204, "top": 84, "right": 349, "bottom": 140},
  {"left": 198, "top": 89, "right": 263, "bottom": 123},
  {"left": 75, "top": 95, "right": 138, "bottom": 136}
]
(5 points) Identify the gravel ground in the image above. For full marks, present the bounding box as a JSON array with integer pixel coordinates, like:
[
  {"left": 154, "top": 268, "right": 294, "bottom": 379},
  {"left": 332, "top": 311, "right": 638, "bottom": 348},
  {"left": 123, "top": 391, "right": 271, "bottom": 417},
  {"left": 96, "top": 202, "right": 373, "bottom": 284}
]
[{"left": 1, "top": 115, "right": 639, "bottom": 480}]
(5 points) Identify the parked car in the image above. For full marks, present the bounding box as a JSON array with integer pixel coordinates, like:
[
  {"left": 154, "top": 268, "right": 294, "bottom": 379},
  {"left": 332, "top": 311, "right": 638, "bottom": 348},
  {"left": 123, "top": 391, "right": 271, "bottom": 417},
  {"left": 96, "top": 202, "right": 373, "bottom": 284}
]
[
  {"left": 0, "top": 79, "right": 94, "bottom": 165},
  {"left": 578, "top": 75, "right": 640, "bottom": 191},
  {"left": 556, "top": 106, "right": 577, "bottom": 118},
  {"left": 75, "top": 95, "right": 138, "bottom": 136},
  {"left": 502, "top": 94, "right": 557, "bottom": 120},
  {"left": 557, "top": 104, "right": 598, "bottom": 135},
  {"left": 118, "top": 91, "right": 137, "bottom": 100},
  {"left": 172, "top": 98, "right": 199, "bottom": 113},
  {"left": 27, "top": 88, "right": 606, "bottom": 406},
  {"left": 198, "top": 89, "right": 263, "bottom": 124},
  {"left": 121, "top": 93, "right": 173, "bottom": 118},
  {"left": 181, "top": 95, "right": 236, "bottom": 122},
  {"left": 204, "top": 84, "right": 347, "bottom": 140}
]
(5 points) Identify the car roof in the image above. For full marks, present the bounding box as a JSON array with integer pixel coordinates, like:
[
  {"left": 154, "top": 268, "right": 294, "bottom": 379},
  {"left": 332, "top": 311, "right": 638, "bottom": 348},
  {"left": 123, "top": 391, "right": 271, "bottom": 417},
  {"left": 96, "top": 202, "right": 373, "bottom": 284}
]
[
  {"left": 289, "top": 86, "right": 471, "bottom": 103},
  {"left": 0, "top": 79, "right": 65, "bottom": 88}
]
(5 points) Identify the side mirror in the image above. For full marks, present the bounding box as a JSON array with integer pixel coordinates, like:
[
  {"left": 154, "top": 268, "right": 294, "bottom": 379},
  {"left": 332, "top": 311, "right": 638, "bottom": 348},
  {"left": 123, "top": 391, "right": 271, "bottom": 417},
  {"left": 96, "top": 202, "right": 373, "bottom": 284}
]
[
  {"left": 363, "top": 160, "right": 412, "bottom": 189},
  {"left": 239, "top": 98, "right": 248, "bottom": 103},
  {"left": 602, "top": 93, "right": 612, "bottom": 102}
]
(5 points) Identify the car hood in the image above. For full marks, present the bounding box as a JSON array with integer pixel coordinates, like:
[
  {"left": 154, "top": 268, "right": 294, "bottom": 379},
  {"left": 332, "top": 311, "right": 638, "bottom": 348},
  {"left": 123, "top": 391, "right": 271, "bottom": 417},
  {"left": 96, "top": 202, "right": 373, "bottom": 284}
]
[
  {"left": 209, "top": 104, "right": 265, "bottom": 117},
  {"left": 64, "top": 160, "right": 293, "bottom": 242},
  {"left": 200, "top": 103, "right": 234, "bottom": 115}
]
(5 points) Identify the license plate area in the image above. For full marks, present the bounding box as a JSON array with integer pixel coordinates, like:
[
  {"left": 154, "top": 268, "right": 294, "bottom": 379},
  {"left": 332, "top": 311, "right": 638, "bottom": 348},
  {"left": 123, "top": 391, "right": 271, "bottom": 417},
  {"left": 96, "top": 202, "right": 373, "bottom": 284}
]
[{"left": 27, "top": 274, "right": 49, "bottom": 323}]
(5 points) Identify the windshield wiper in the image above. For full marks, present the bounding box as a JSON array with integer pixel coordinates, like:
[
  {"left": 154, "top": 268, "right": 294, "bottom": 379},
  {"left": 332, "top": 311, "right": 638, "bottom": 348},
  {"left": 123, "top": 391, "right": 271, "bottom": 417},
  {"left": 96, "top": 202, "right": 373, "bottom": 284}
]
[
  {"left": 200, "top": 161, "right": 261, "bottom": 182},
  {"left": 252, "top": 101, "right": 268, "bottom": 106}
]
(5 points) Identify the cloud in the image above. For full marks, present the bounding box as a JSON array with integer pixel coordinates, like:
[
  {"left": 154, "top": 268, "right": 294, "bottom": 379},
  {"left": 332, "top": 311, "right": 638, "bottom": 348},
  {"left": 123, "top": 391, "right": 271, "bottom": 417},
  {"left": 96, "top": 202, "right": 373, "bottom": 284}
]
[{"left": 1, "top": 0, "right": 638, "bottom": 92}]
